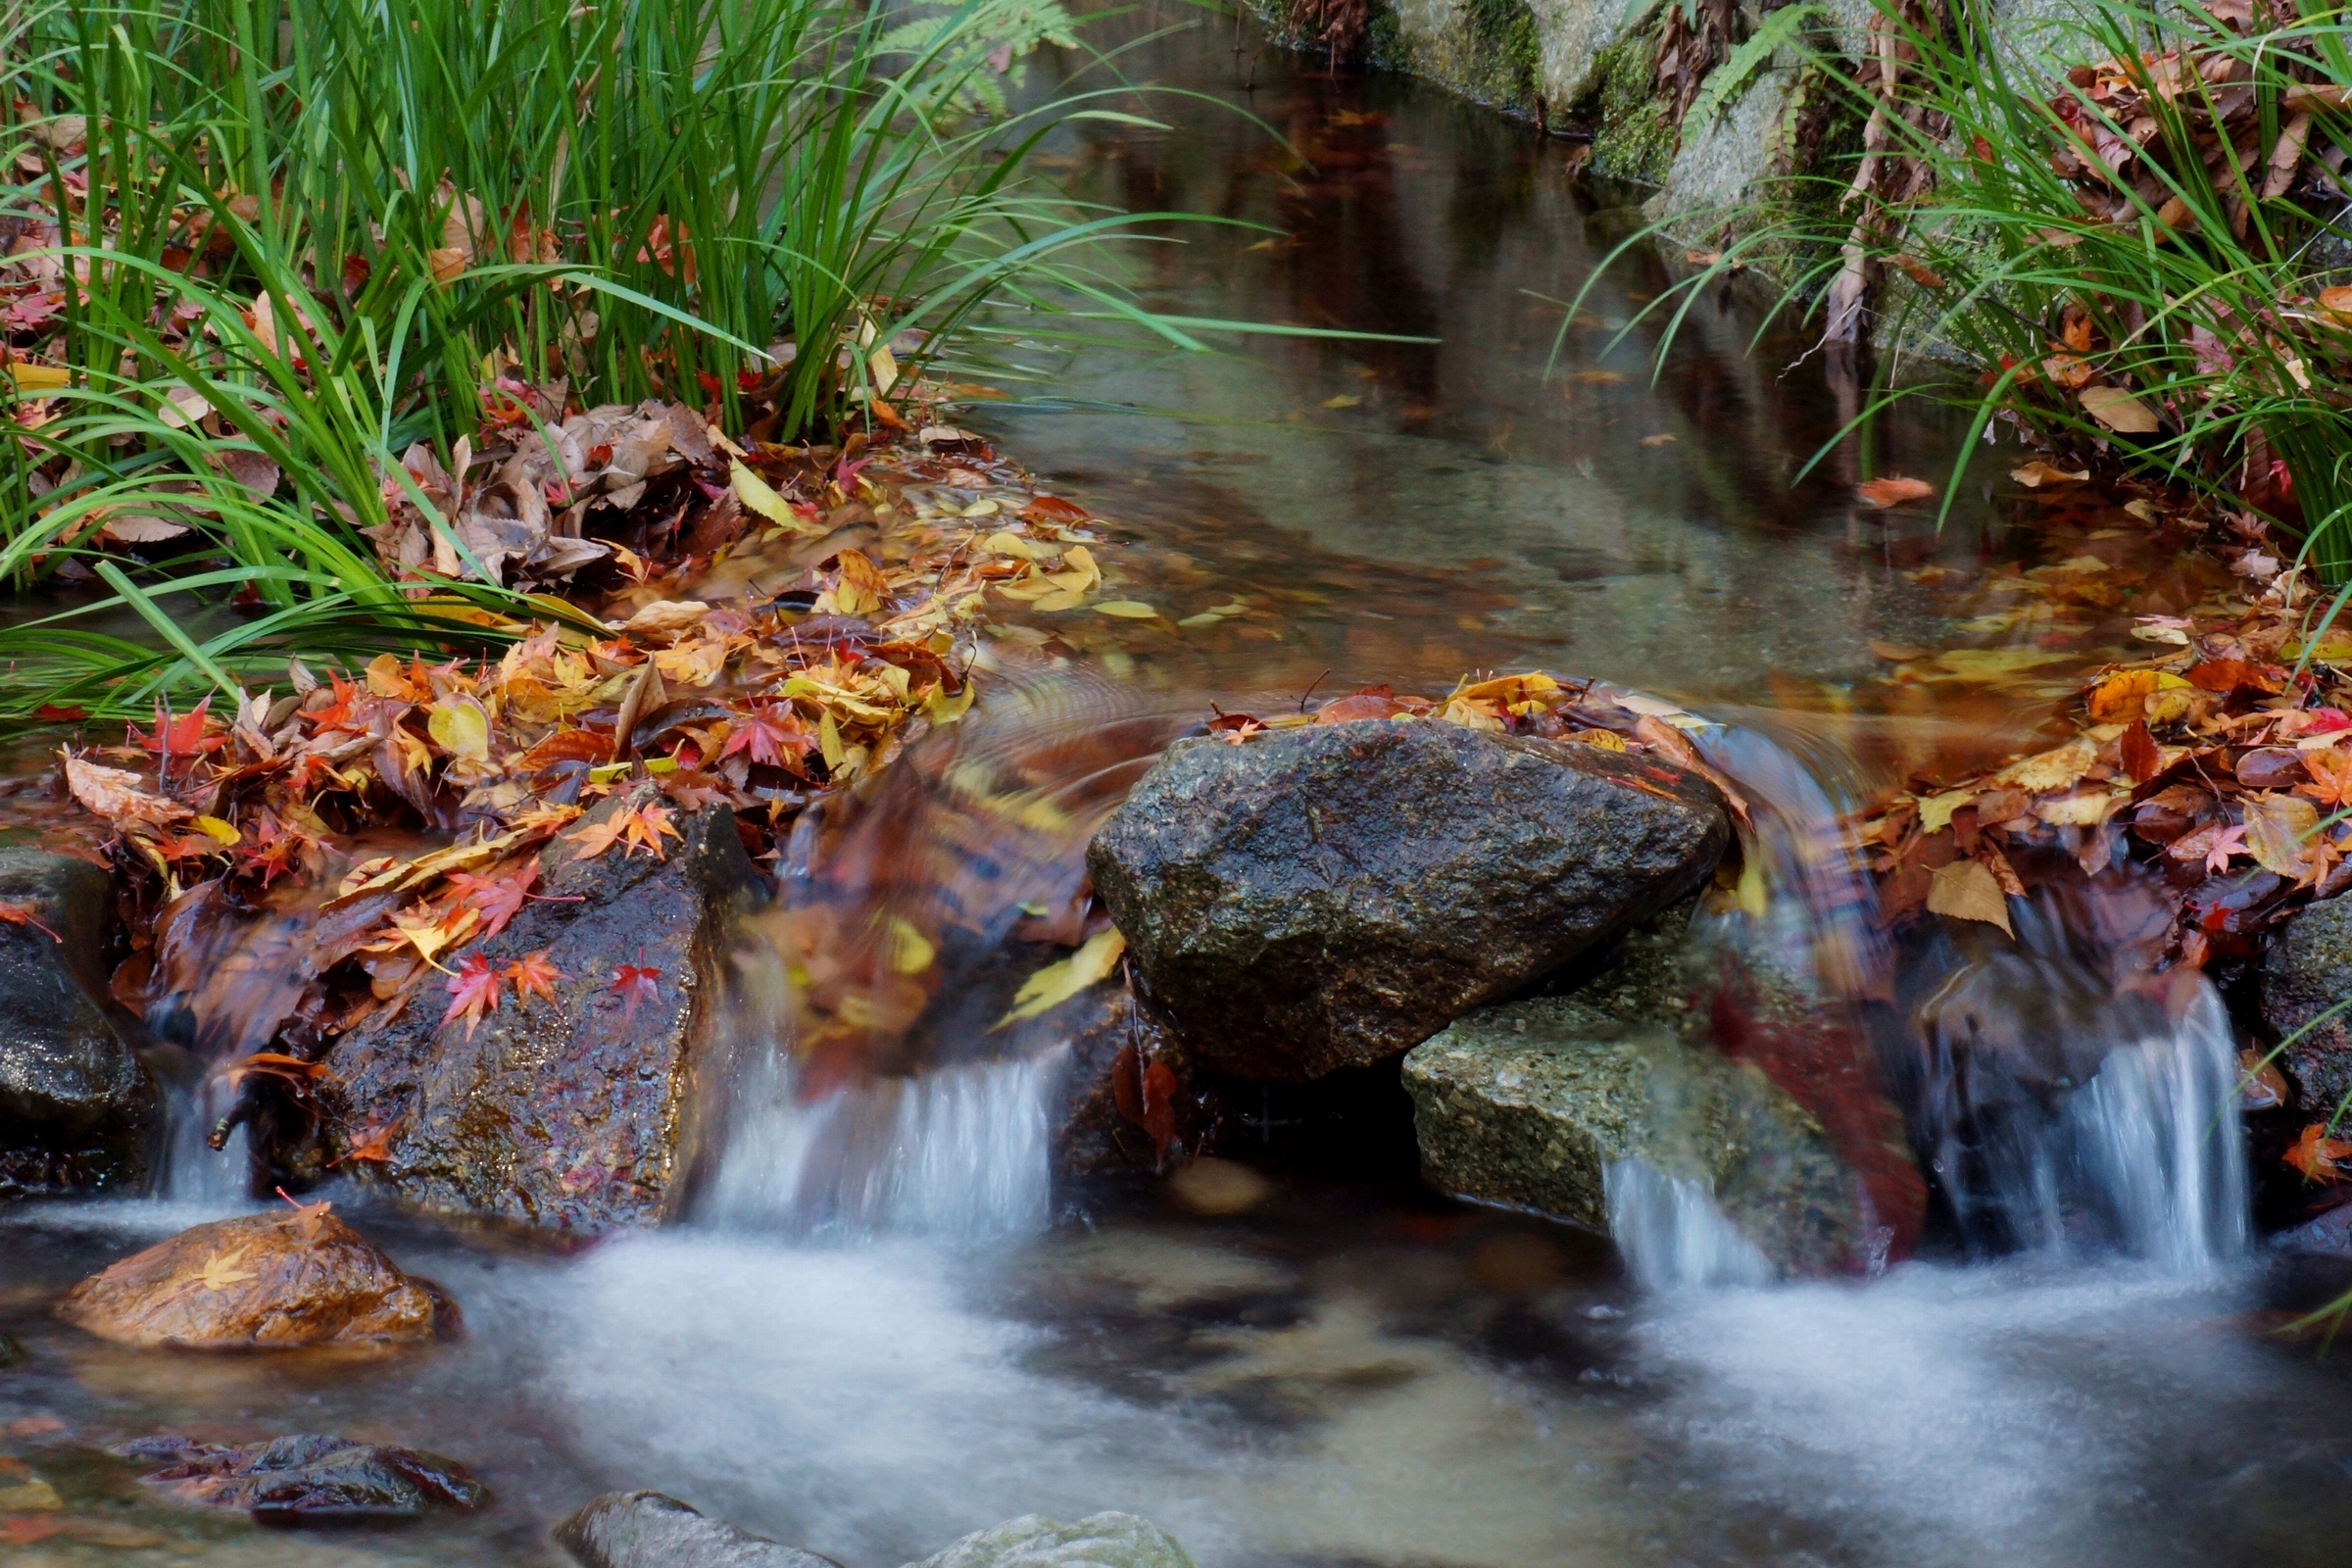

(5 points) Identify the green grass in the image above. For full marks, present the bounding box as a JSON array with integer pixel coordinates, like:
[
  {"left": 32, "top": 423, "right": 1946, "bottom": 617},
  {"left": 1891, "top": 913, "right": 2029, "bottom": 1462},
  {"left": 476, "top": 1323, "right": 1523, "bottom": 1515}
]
[
  {"left": 1568, "top": 0, "right": 2352, "bottom": 580},
  {"left": 0, "top": 0, "right": 1233, "bottom": 717}
]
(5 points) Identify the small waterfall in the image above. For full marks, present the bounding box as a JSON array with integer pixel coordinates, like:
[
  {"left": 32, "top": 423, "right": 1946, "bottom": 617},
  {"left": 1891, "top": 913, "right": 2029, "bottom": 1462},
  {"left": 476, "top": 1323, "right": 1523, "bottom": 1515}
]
[
  {"left": 703, "top": 1046, "right": 1061, "bottom": 1240},
  {"left": 157, "top": 1070, "right": 253, "bottom": 1206},
  {"left": 1604, "top": 1160, "right": 1775, "bottom": 1289}
]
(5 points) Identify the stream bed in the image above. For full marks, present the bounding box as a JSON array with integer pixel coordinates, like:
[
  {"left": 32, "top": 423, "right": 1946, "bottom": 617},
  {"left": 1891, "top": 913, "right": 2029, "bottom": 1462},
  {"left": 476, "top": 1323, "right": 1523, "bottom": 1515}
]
[{"left": 6, "top": 13, "right": 2352, "bottom": 1568}]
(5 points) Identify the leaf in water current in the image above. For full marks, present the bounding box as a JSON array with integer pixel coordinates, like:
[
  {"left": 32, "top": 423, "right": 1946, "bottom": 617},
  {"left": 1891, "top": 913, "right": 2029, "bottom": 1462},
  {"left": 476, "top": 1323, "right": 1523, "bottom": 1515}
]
[
  {"left": 1857, "top": 475, "right": 1936, "bottom": 508},
  {"left": 1094, "top": 601, "right": 1158, "bottom": 618},
  {"left": 2081, "top": 385, "right": 2161, "bottom": 433},
  {"left": 1927, "top": 858, "right": 2014, "bottom": 936},
  {"left": 996, "top": 927, "right": 1127, "bottom": 1028},
  {"left": 2010, "top": 460, "right": 2090, "bottom": 487}
]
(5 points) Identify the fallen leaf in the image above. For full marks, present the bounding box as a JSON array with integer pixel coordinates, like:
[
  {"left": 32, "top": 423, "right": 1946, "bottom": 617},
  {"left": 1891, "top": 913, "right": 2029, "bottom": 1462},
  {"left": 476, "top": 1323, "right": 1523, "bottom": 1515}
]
[
  {"left": 503, "top": 949, "right": 563, "bottom": 1007},
  {"left": 1639, "top": 433, "right": 1678, "bottom": 447},
  {"left": 609, "top": 961, "right": 662, "bottom": 1021},
  {"left": 2120, "top": 719, "right": 2162, "bottom": 783},
  {"left": 2286, "top": 1122, "right": 2352, "bottom": 1182},
  {"left": 0, "top": 900, "right": 60, "bottom": 941},
  {"left": 2081, "top": 385, "right": 2161, "bottom": 433},
  {"left": 1858, "top": 475, "right": 1936, "bottom": 508},
  {"left": 1919, "top": 788, "right": 1976, "bottom": 834},
  {"left": 2243, "top": 792, "right": 2328, "bottom": 883},
  {"left": 62, "top": 752, "right": 191, "bottom": 828},
  {"left": 1094, "top": 601, "right": 1158, "bottom": 619},
  {"left": 426, "top": 695, "right": 492, "bottom": 761},
  {"left": 443, "top": 951, "right": 502, "bottom": 1038},
  {"left": 571, "top": 803, "right": 682, "bottom": 861},
  {"left": 996, "top": 927, "right": 1127, "bottom": 1028},
  {"left": 198, "top": 1245, "right": 258, "bottom": 1293},
  {"left": 1927, "top": 858, "right": 2014, "bottom": 935},
  {"left": 2186, "top": 659, "right": 2281, "bottom": 695},
  {"left": 2087, "top": 668, "right": 2162, "bottom": 722},
  {"left": 1867, "top": 640, "right": 1928, "bottom": 662},
  {"left": 2011, "top": 460, "right": 2090, "bottom": 487},
  {"left": 2237, "top": 1049, "right": 2289, "bottom": 1110},
  {"left": 2299, "top": 746, "right": 2352, "bottom": 808},
  {"left": 1991, "top": 735, "right": 2098, "bottom": 792}
]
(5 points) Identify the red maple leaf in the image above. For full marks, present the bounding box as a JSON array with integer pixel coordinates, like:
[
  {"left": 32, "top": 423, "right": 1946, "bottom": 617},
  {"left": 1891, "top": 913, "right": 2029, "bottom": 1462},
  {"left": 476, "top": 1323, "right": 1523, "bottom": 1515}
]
[
  {"left": 720, "top": 702, "right": 810, "bottom": 768},
  {"left": 231, "top": 814, "right": 312, "bottom": 888},
  {"left": 127, "top": 695, "right": 224, "bottom": 760},
  {"left": 442, "top": 951, "right": 502, "bottom": 1038},
  {"left": 328, "top": 1115, "right": 404, "bottom": 1167},
  {"left": 306, "top": 670, "right": 362, "bottom": 733},
  {"left": 0, "top": 900, "right": 60, "bottom": 942},
  {"left": 504, "top": 949, "right": 564, "bottom": 1008},
  {"left": 608, "top": 961, "right": 662, "bottom": 1022},
  {"left": 445, "top": 860, "right": 541, "bottom": 941}
]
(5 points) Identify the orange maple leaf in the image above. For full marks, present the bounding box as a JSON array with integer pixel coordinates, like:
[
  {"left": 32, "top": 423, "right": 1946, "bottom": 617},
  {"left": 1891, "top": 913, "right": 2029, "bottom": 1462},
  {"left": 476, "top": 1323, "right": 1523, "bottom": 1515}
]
[
  {"left": 2285, "top": 1123, "right": 2352, "bottom": 1183},
  {"left": 571, "top": 803, "right": 683, "bottom": 861},
  {"left": 504, "top": 949, "right": 564, "bottom": 1008},
  {"left": 442, "top": 951, "right": 501, "bottom": 1038}
]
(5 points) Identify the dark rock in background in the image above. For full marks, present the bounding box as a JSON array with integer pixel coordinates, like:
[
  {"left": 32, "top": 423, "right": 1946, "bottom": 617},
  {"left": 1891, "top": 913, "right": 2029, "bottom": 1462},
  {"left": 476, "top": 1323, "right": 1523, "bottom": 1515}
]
[
  {"left": 1088, "top": 720, "right": 1729, "bottom": 1082},
  {"left": 119, "top": 1433, "right": 487, "bottom": 1520},
  {"left": 557, "top": 1490, "right": 845, "bottom": 1568},
  {"left": 0, "top": 848, "right": 160, "bottom": 1196}
]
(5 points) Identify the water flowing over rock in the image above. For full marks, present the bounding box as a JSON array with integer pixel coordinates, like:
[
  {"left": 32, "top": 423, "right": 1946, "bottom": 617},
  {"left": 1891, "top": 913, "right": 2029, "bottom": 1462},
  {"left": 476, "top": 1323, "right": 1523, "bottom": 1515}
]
[
  {"left": 557, "top": 1490, "right": 846, "bottom": 1568},
  {"left": 56, "top": 1205, "right": 455, "bottom": 1349},
  {"left": 0, "top": 848, "right": 161, "bottom": 1196},
  {"left": 1403, "top": 997, "right": 1861, "bottom": 1278},
  {"left": 1087, "top": 719, "right": 1730, "bottom": 1082},
  {"left": 328, "top": 791, "right": 758, "bottom": 1233},
  {"left": 118, "top": 1433, "right": 486, "bottom": 1520},
  {"left": 902, "top": 1513, "right": 1195, "bottom": 1568},
  {"left": 2261, "top": 892, "right": 2352, "bottom": 1115}
]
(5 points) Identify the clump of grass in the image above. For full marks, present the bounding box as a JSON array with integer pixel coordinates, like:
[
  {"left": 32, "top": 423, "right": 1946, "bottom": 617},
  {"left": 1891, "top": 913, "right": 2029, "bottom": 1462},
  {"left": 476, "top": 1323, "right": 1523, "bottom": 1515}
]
[
  {"left": 1573, "top": 0, "right": 2352, "bottom": 580},
  {"left": 0, "top": 0, "right": 1215, "bottom": 715}
]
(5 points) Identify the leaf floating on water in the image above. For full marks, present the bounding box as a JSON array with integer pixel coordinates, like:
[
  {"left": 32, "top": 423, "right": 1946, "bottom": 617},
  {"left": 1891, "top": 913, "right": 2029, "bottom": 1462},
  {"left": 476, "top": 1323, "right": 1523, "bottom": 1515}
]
[
  {"left": 2080, "top": 385, "right": 2161, "bottom": 433},
  {"left": 1926, "top": 858, "right": 2014, "bottom": 936},
  {"left": 885, "top": 916, "right": 936, "bottom": 976},
  {"left": 1321, "top": 394, "right": 1362, "bottom": 409},
  {"left": 996, "top": 927, "right": 1127, "bottom": 1029},
  {"left": 2010, "top": 460, "right": 2090, "bottom": 488},
  {"left": 1867, "top": 640, "right": 1928, "bottom": 662},
  {"left": 1639, "top": 433, "right": 1677, "bottom": 448},
  {"left": 2237, "top": 1050, "right": 2289, "bottom": 1110},
  {"left": 1093, "top": 601, "right": 1158, "bottom": 619},
  {"left": 1856, "top": 475, "right": 1936, "bottom": 508}
]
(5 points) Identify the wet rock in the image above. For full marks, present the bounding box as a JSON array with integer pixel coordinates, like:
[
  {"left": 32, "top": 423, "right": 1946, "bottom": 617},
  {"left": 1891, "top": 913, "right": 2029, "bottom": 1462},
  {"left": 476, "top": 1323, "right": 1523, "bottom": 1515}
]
[
  {"left": 329, "top": 789, "right": 759, "bottom": 1233},
  {"left": 2273, "top": 1202, "right": 2352, "bottom": 1256},
  {"left": 119, "top": 1433, "right": 486, "bottom": 1520},
  {"left": 1087, "top": 719, "right": 1729, "bottom": 1082},
  {"left": 2262, "top": 894, "right": 2352, "bottom": 1113},
  {"left": 904, "top": 1512, "right": 1195, "bottom": 1568},
  {"left": 55, "top": 1204, "right": 455, "bottom": 1349},
  {"left": 1050, "top": 986, "right": 1195, "bottom": 1176},
  {"left": 0, "top": 848, "right": 161, "bottom": 1196},
  {"left": 557, "top": 1490, "right": 845, "bottom": 1568},
  {"left": 1400, "top": 997, "right": 1861, "bottom": 1276}
]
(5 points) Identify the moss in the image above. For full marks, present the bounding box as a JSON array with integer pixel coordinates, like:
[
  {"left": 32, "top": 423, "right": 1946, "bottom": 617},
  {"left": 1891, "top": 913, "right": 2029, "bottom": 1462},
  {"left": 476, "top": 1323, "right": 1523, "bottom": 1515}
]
[
  {"left": 1587, "top": 27, "right": 1677, "bottom": 185},
  {"left": 1462, "top": 0, "right": 1543, "bottom": 107}
]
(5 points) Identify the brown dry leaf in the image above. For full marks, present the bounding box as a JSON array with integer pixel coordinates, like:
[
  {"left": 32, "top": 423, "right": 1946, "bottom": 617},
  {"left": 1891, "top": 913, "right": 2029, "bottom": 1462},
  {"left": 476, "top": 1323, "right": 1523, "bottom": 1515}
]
[
  {"left": 1867, "top": 639, "right": 1929, "bottom": 662},
  {"left": 2011, "top": 460, "right": 2091, "bottom": 487},
  {"left": 619, "top": 599, "right": 710, "bottom": 643},
  {"left": 1857, "top": 475, "right": 1937, "bottom": 508},
  {"left": 1927, "top": 858, "right": 2014, "bottom": 936},
  {"left": 2081, "top": 385, "right": 2161, "bottom": 433},
  {"left": 62, "top": 752, "right": 191, "bottom": 828},
  {"left": 2120, "top": 718, "right": 2162, "bottom": 783},
  {"left": 2237, "top": 1049, "right": 2289, "bottom": 1110}
]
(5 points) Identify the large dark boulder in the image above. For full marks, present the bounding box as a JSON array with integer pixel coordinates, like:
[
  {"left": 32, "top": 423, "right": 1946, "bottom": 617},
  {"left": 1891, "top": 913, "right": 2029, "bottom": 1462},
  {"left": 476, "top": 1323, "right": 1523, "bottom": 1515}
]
[
  {"left": 1086, "top": 719, "right": 1730, "bottom": 1081},
  {"left": 557, "top": 1491, "right": 845, "bottom": 1568},
  {"left": 2263, "top": 894, "right": 2352, "bottom": 1113},
  {"left": 0, "top": 848, "right": 160, "bottom": 1195},
  {"left": 327, "top": 789, "right": 758, "bottom": 1233}
]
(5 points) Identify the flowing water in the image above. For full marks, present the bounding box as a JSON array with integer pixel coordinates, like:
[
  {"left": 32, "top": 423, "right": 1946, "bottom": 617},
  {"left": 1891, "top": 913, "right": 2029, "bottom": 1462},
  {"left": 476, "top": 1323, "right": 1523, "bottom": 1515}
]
[{"left": 7, "top": 13, "right": 2352, "bottom": 1568}]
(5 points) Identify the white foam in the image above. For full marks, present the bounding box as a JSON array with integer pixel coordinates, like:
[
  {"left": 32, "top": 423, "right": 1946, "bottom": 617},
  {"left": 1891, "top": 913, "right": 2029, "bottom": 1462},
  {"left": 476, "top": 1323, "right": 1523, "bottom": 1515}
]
[{"left": 1603, "top": 1158, "right": 1775, "bottom": 1290}]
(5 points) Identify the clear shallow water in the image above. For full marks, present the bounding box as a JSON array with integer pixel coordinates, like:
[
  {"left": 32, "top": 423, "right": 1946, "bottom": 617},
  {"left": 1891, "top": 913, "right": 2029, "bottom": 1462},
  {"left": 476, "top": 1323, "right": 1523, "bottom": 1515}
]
[{"left": 4, "top": 14, "right": 2348, "bottom": 1568}]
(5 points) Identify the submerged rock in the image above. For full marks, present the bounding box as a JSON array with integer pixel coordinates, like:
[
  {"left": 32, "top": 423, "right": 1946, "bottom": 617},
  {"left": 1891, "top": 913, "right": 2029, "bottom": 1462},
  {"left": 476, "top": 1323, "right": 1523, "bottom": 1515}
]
[
  {"left": 329, "top": 789, "right": 758, "bottom": 1233},
  {"left": 904, "top": 1513, "right": 1195, "bottom": 1568},
  {"left": 557, "top": 1491, "right": 845, "bottom": 1568},
  {"left": 56, "top": 1204, "right": 455, "bottom": 1349},
  {"left": 119, "top": 1433, "right": 486, "bottom": 1520},
  {"left": 0, "top": 848, "right": 161, "bottom": 1196},
  {"left": 2262, "top": 894, "right": 2352, "bottom": 1113},
  {"left": 1401, "top": 997, "right": 1861, "bottom": 1276},
  {"left": 1087, "top": 719, "right": 1729, "bottom": 1082}
]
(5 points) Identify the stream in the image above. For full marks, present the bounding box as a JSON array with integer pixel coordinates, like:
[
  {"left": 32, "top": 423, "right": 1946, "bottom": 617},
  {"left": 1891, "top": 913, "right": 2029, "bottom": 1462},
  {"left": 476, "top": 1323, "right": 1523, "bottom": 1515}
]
[{"left": 7, "top": 12, "right": 2352, "bottom": 1568}]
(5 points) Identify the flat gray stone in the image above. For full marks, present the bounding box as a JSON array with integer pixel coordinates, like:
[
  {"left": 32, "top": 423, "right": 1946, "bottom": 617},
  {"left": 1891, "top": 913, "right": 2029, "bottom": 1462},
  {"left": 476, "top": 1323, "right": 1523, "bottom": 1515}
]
[
  {"left": 557, "top": 1491, "right": 843, "bottom": 1568},
  {"left": 903, "top": 1513, "right": 1194, "bottom": 1568}
]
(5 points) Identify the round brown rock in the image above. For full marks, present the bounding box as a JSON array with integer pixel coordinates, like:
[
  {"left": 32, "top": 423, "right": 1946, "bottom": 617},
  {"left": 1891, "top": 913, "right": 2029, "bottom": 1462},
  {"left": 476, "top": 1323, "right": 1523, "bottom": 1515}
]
[{"left": 55, "top": 1205, "right": 454, "bottom": 1349}]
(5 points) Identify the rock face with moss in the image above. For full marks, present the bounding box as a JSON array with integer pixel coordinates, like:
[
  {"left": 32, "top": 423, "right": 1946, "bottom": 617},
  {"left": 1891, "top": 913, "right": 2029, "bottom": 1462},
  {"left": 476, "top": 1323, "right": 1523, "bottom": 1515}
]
[
  {"left": 1088, "top": 718, "right": 1730, "bottom": 1082},
  {"left": 0, "top": 848, "right": 161, "bottom": 1197},
  {"left": 1402, "top": 995, "right": 1861, "bottom": 1274},
  {"left": 2262, "top": 894, "right": 2352, "bottom": 1113}
]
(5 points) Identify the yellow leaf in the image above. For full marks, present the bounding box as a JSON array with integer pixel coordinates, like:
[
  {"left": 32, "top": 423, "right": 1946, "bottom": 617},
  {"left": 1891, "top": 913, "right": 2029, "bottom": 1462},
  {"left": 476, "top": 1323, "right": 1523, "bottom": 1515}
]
[
  {"left": 1093, "top": 601, "right": 1158, "bottom": 619},
  {"left": 1178, "top": 612, "right": 1224, "bottom": 628},
  {"left": 1918, "top": 789, "right": 1976, "bottom": 834},
  {"left": 1991, "top": 735, "right": 2098, "bottom": 793},
  {"left": 5, "top": 363, "right": 71, "bottom": 392},
  {"left": 732, "top": 461, "right": 816, "bottom": 533},
  {"left": 199, "top": 1245, "right": 259, "bottom": 1292},
  {"left": 981, "top": 529, "right": 1056, "bottom": 562},
  {"left": 2245, "top": 792, "right": 2323, "bottom": 880},
  {"left": 1322, "top": 394, "right": 1362, "bottom": 409},
  {"left": 885, "top": 916, "right": 936, "bottom": 976},
  {"left": 1932, "top": 648, "right": 2073, "bottom": 680},
  {"left": 2010, "top": 461, "right": 2089, "bottom": 487},
  {"left": 2033, "top": 787, "right": 2121, "bottom": 826},
  {"left": 0, "top": 1481, "right": 64, "bottom": 1511},
  {"left": 1927, "top": 858, "right": 2014, "bottom": 936},
  {"left": 1031, "top": 588, "right": 1090, "bottom": 612},
  {"left": 427, "top": 696, "right": 491, "bottom": 760},
  {"left": 2087, "top": 669, "right": 2161, "bottom": 722},
  {"left": 925, "top": 683, "right": 975, "bottom": 725},
  {"left": 995, "top": 927, "right": 1127, "bottom": 1028},
  {"left": 818, "top": 710, "right": 846, "bottom": 770},
  {"left": 192, "top": 814, "right": 242, "bottom": 846},
  {"left": 2081, "top": 385, "right": 2161, "bottom": 433}
]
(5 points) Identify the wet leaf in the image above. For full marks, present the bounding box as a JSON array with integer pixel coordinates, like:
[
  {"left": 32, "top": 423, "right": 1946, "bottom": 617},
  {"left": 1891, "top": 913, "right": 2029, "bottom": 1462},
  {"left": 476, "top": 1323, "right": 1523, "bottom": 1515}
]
[
  {"left": 1857, "top": 475, "right": 1937, "bottom": 508},
  {"left": 197, "top": 1245, "right": 257, "bottom": 1293},
  {"left": 997, "top": 927, "right": 1127, "bottom": 1028},
  {"left": 2243, "top": 792, "right": 2327, "bottom": 883},
  {"left": 2087, "top": 668, "right": 2161, "bottom": 721},
  {"left": 2299, "top": 745, "right": 2352, "bottom": 808},
  {"left": 1919, "top": 788, "right": 1976, "bottom": 834},
  {"left": 2081, "top": 385, "right": 2161, "bottom": 433},
  {"left": 732, "top": 460, "right": 816, "bottom": 533},
  {"left": 2185, "top": 658, "right": 2280, "bottom": 694},
  {"left": 442, "top": 952, "right": 501, "bottom": 1038},
  {"left": 1867, "top": 640, "right": 1928, "bottom": 662},
  {"left": 503, "top": 950, "right": 563, "bottom": 1008},
  {"left": 609, "top": 961, "right": 662, "bottom": 1022},
  {"left": 2237, "top": 1049, "right": 2288, "bottom": 1110},
  {"left": 0, "top": 900, "right": 59, "bottom": 942},
  {"left": 63, "top": 752, "right": 191, "bottom": 828},
  {"left": 1927, "top": 858, "right": 2014, "bottom": 935},
  {"left": 2120, "top": 719, "right": 2162, "bottom": 783},
  {"left": 1991, "top": 735, "right": 2098, "bottom": 792},
  {"left": 427, "top": 696, "right": 491, "bottom": 761},
  {"left": 1094, "top": 601, "right": 1158, "bottom": 619},
  {"left": 885, "top": 916, "right": 936, "bottom": 976},
  {"left": 2286, "top": 1123, "right": 2352, "bottom": 1182},
  {"left": 571, "top": 804, "right": 682, "bottom": 861}
]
